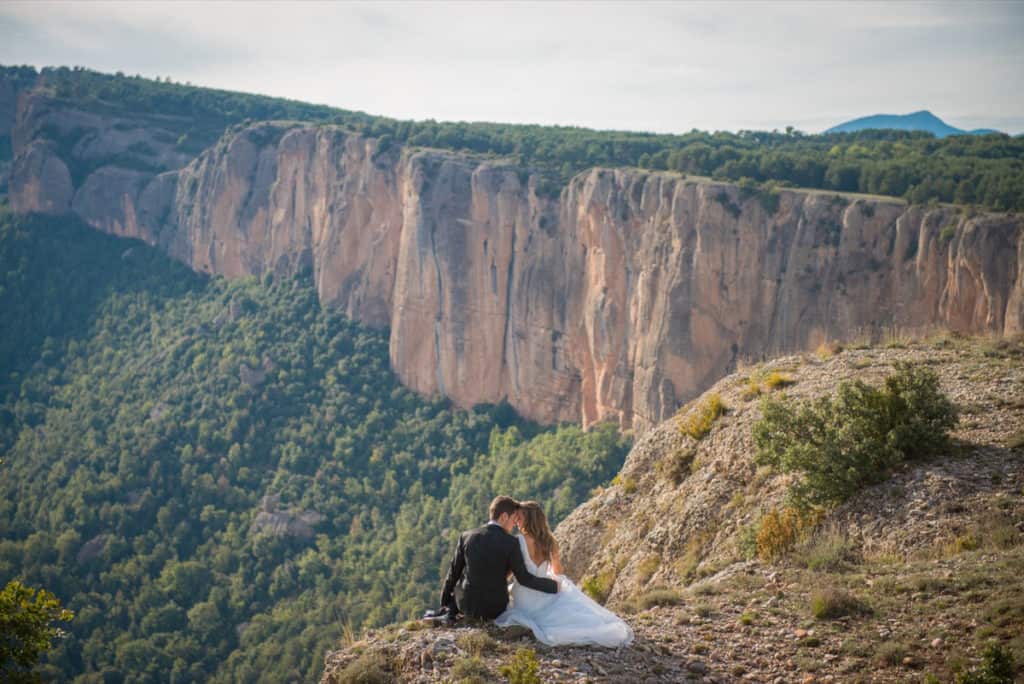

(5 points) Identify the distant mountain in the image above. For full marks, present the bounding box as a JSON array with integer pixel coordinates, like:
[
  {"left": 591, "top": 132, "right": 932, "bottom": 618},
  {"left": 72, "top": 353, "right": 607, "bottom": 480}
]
[{"left": 825, "top": 110, "right": 1000, "bottom": 137}]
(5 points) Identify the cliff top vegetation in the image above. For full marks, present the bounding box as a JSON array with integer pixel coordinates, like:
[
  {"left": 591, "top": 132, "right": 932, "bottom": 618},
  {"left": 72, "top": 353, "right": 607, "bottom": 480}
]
[{"left": 3, "top": 64, "right": 1023, "bottom": 210}]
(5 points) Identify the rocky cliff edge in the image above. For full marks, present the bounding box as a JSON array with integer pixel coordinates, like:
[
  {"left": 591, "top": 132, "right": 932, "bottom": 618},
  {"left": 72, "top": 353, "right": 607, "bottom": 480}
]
[{"left": 7, "top": 95, "right": 1024, "bottom": 431}]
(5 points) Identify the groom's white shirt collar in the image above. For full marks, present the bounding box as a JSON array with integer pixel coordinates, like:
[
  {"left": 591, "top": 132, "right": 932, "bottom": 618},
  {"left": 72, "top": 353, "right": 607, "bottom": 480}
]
[{"left": 486, "top": 520, "right": 502, "bottom": 527}]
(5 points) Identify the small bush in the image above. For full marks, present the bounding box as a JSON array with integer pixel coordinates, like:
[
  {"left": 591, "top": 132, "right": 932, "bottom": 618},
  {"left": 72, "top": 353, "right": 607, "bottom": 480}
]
[
  {"left": 738, "top": 520, "right": 760, "bottom": 560},
  {"left": 756, "top": 506, "right": 818, "bottom": 560},
  {"left": 758, "top": 187, "right": 781, "bottom": 214},
  {"left": 939, "top": 223, "right": 957, "bottom": 244},
  {"left": 581, "top": 568, "right": 615, "bottom": 604},
  {"left": 336, "top": 653, "right": 392, "bottom": 684},
  {"left": 764, "top": 371, "right": 796, "bottom": 389},
  {"left": 452, "top": 655, "right": 491, "bottom": 683},
  {"left": 810, "top": 587, "right": 870, "bottom": 620},
  {"left": 500, "top": 647, "right": 541, "bottom": 684},
  {"left": 741, "top": 376, "right": 762, "bottom": 401},
  {"left": 679, "top": 393, "right": 725, "bottom": 440},
  {"left": 957, "top": 644, "right": 1016, "bottom": 683},
  {"left": 753, "top": 363, "right": 958, "bottom": 508},
  {"left": 873, "top": 641, "right": 908, "bottom": 667},
  {"left": 611, "top": 474, "right": 637, "bottom": 493},
  {"left": 457, "top": 632, "right": 497, "bottom": 657},
  {"left": 739, "top": 611, "right": 756, "bottom": 626}
]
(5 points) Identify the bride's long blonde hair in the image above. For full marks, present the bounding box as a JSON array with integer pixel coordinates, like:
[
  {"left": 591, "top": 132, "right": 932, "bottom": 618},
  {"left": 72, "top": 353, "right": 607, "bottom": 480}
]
[{"left": 518, "top": 501, "right": 557, "bottom": 562}]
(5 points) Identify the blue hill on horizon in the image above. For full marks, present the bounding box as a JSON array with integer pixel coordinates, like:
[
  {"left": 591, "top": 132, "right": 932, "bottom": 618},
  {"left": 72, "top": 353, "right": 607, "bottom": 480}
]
[{"left": 825, "top": 110, "right": 1000, "bottom": 138}]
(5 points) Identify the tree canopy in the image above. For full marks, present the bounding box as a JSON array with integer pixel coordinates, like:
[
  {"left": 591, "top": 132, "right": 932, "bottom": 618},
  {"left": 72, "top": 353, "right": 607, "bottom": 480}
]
[{"left": 0, "top": 209, "right": 629, "bottom": 682}]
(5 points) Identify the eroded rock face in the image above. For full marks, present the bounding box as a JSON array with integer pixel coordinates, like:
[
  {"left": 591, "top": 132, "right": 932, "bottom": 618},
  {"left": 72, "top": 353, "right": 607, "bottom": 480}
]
[{"left": 9, "top": 98, "right": 1024, "bottom": 430}]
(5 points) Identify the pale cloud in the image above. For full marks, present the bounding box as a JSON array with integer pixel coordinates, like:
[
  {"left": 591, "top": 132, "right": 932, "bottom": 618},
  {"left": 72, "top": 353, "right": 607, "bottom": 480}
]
[{"left": 0, "top": 0, "right": 1020, "bottom": 134}]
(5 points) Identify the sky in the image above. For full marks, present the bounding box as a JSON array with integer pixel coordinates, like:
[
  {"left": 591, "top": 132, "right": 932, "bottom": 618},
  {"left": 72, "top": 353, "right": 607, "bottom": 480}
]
[{"left": 1, "top": 0, "right": 1022, "bottom": 135}]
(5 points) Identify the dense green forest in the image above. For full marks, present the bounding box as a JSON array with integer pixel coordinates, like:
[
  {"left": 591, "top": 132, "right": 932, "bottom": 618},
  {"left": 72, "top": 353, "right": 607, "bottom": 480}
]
[
  {"left": 3, "top": 65, "right": 1023, "bottom": 210},
  {"left": 0, "top": 208, "right": 630, "bottom": 682}
]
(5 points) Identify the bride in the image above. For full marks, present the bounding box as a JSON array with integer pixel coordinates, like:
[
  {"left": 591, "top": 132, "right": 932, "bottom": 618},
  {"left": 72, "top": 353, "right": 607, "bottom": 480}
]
[{"left": 495, "top": 501, "right": 634, "bottom": 647}]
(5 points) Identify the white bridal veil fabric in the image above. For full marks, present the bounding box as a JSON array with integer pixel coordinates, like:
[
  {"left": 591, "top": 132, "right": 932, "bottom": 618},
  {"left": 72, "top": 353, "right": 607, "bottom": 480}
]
[{"left": 494, "top": 535, "right": 634, "bottom": 647}]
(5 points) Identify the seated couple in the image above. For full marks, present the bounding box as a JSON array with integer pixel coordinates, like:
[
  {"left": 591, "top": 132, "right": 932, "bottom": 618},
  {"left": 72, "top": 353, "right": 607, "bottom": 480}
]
[{"left": 433, "top": 496, "right": 632, "bottom": 647}]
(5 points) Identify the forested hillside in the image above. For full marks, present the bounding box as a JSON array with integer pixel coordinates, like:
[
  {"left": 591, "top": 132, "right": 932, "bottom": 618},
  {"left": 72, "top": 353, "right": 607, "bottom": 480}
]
[
  {"left": 0, "top": 208, "right": 629, "bottom": 682},
  {"left": 7, "top": 65, "right": 1024, "bottom": 210}
]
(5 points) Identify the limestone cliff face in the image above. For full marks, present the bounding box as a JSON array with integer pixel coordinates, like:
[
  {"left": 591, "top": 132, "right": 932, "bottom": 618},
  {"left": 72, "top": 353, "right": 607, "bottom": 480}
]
[{"left": 9, "top": 100, "right": 1024, "bottom": 430}]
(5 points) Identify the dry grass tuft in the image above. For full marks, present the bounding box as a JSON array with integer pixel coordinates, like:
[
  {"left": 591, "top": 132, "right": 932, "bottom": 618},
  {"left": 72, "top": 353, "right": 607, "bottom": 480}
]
[
  {"left": 657, "top": 444, "right": 696, "bottom": 485},
  {"left": 457, "top": 632, "right": 497, "bottom": 657},
  {"left": 756, "top": 506, "right": 818, "bottom": 561},
  {"left": 764, "top": 371, "right": 797, "bottom": 389},
  {"left": 679, "top": 393, "right": 725, "bottom": 440},
  {"left": 810, "top": 586, "right": 870, "bottom": 620},
  {"left": 626, "top": 587, "right": 684, "bottom": 613},
  {"left": 816, "top": 340, "right": 844, "bottom": 360},
  {"left": 336, "top": 653, "right": 392, "bottom": 684},
  {"left": 636, "top": 554, "right": 661, "bottom": 584}
]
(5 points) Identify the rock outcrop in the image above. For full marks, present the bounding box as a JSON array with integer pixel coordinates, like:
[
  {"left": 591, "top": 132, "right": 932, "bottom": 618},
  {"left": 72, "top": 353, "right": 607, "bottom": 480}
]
[
  {"left": 554, "top": 338, "right": 1024, "bottom": 604},
  {"left": 9, "top": 93, "right": 1024, "bottom": 431}
]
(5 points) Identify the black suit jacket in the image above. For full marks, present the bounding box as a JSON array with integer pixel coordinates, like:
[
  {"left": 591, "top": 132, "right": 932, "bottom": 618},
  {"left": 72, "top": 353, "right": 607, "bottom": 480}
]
[{"left": 440, "top": 523, "right": 558, "bottom": 619}]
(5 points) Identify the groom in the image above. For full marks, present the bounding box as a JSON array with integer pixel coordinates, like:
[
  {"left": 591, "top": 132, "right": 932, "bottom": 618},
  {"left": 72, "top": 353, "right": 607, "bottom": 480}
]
[{"left": 437, "top": 496, "right": 558, "bottom": 621}]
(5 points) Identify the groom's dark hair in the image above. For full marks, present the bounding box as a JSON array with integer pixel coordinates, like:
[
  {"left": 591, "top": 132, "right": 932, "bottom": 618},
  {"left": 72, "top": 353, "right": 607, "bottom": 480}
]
[{"left": 489, "top": 496, "right": 519, "bottom": 521}]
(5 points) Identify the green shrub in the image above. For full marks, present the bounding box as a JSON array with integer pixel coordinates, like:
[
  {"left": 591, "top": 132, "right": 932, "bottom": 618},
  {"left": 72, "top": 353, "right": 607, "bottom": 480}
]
[
  {"left": 679, "top": 393, "right": 725, "bottom": 440},
  {"left": 581, "top": 568, "right": 616, "bottom": 604},
  {"left": 939, "top": 223, "right": 957, "bottom": 244},
  {"left": 956, "top": 643, "right": 1015, "bottom": 684},
  {"left": 0, "top": 580, "right": 75, "bottom": 680},
  {"left": 738, "top": 520, "right": 760, "bottom": 560},
  {"left": 500, "top": 647, "right": 541, "bottom": 684},
  {"left": 753, "top": 363, "right": 957, "bottom": 508},
  {"left": 759, "top": 187, "right": 781, "bottom": 214}
]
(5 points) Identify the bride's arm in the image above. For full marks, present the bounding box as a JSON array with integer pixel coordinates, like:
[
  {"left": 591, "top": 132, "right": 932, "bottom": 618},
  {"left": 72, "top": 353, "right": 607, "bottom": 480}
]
[{"left": 551, "top": 544, "right": 564, "bottom": 576}]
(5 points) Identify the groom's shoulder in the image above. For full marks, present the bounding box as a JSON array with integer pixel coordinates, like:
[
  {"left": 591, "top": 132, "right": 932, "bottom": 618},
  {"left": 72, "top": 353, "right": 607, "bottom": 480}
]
[
  {"left": 466, "top": 524, "right": 509, "bottom": 543},
  {"left": 464, "top": 524, "right": 490, "bottom": 539}
]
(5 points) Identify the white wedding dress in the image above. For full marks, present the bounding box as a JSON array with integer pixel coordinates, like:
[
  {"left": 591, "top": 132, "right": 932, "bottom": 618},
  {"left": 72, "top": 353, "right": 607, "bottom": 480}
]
[{"left": 495, "top": 534, "right": 634, "bottom": 647}]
